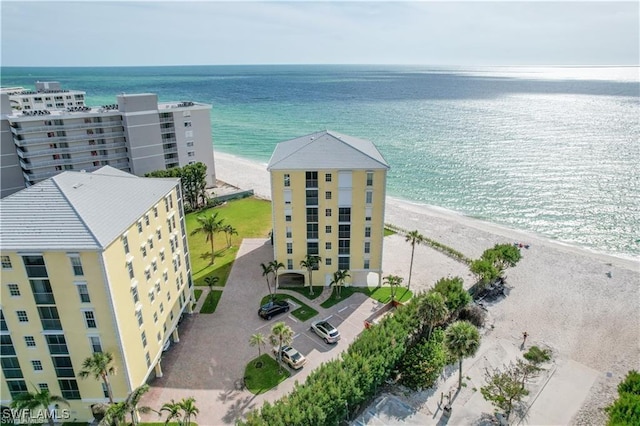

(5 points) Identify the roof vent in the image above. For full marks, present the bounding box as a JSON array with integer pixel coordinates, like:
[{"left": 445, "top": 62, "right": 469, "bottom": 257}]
[{"left": 72, "top": 183, "right": 84, "bottom": 189}]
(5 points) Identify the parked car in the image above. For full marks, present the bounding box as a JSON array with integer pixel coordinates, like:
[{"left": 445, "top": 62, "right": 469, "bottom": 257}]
[
  {"left": 272, "top": 345, "right": 307, "bottom": 369},
  {"left": 258, "top": 300, "right": 290, "bottom": 320},
  {"left": 310, "top": 320, "right": 341, "bottom": 343}
]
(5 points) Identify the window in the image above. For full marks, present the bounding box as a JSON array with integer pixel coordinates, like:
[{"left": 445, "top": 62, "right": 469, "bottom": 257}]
[
  {"left": 153, "top": 207, "right": 158, "bottom": 218},
  {"left": 23, "top": 256, "right": 47, "bottom": 277},
  {"left": 145, "top": 268, "right": 151, "bottom": 281},
  {"left": 58, "top": 379, "right": 81, "bottom": 400},
  {"left": 364, "top": 242, "right": 371, "bottom": 254},
  {"left": 325, "top": 173, "right": 332, "bottom": 182},
  {"left": 153, "top": 312, "right": 158, "bottom": 323},
  {"left": 325, "top": 191, "right": 332, "bottom": 200},
  {"left": 160, "top": 303, "right": 164, "bottom": 313},
  {"left": 136, "top": 310, "right": 144, "bottom": 327},
  {"left": 38, "top": 307, "right": 61, "bottom": 330},
  {"left": 307, "top": 242, "right": 319, "bottom": 255},
  {"left": 305, "top": 189, "right": 318, "bottom": 205},
  {"left": 8, "top": 284, "right": 20, "bottom": 296},
  {"left": 187, "top": 151, "right": 195, "bottom": 157},
  {"left": 338, "top": 257, "right": 350, "bottom": 270},
  {"left": 122, "top": 235, "right": 130, "bottom": 254},
  {"left": 339, "top": 224, "right": 351, "bottom": 239},
  {"left": 137, "top": 221, "right": 143, "bottom": 233},
  {"left": 84, "top": 310, "right": 97, "bottom": 328},
  {"left": 145, "top": 352, "right": 151, "bottom": 368},
  {"left": 155, "top": 281, "right": 161, "bottom": 294},
  {"left": 326, "top": 208, "right": 332, "bottom": 217},
  {"left": 326, "top": 225, "right": 332, "bottom": 234},
  {"left": 141, "top": 245, "right": 147, "bottom": 258},
  {"left": 364, "top": 259, "right": 370, "bottom": 269},
  {"left": 184, "top": 121, "right": 192, "bottom": 128},
  {"left": 127, "top": 261, "right": 135, "bottom": 279},
  {"left": 307, "top": 223, "right": 319, "bottom": 239},
  {"left": 170, "top": 238, "right": 175, "bottom": 254},
  {"left": 89, "top": 336, "right": 102, "bottom": 353},
  {"left": 305, "top": 171, "right": 318, "bottom": 188},
  {"left": 164, "top": 197, "right": 169, "bottom": 212},
  {"left": 284, "top": 174, "right": 290, "bottom": 187},
  {"left": 145, "top": 214, "right": 150, "bottom": 226},
  {"left": 160, "top": 250, "right": 166, "bottom": 262},
  {"left": 365, "top": 207, "right": 372, "bottom": 222},
  {"left": 285, "top": 214, "right": 292, "bottom": 222},
  {"left": 306, "top": 207, "right": 318, "bottom": 222},
  {"left": 1, "top": 256, "right": 12, "bottom": 269},
  {"left": 366, "top": 171, "right": 374, "bottom": 186},
  {"left": 31, "top": 360, "right": 43, "bottom": 371},
  {"left": 132, "top": 286, "right": 139, "bottom": 303},
  {"left": 157, "top": 229, "right": 162, "bottom": 240},
  {"left": 25, "top": 336, "right": 36, "bottom": 347},
  {"left": 366, "top": 191, "right": 373, "bottom": 204},
  {"left": 287, "top": 259, "right": 293, "bottom": 270},
  {"left": 286, "top": 227, "right": 292, "bottom": 238},
  {"left": 286, "top": 243, "right": 293, "bottom": 254},
  {"left": 38, "top": 383, "right": 49, "bottom": 391},
  {"left": 17, "top": 311, "right": 28, "bottom": 322},
  {"left": 30, "top": 279, "right": 55, "bottom": 304},
  {"left": 152, "top": 260, "right": 158, "bottom": 272},
  {"left": 326, "top": 242, "right": 332, "bottom": 250},
  {"left": 76, "top": 283, "right": 90, "bottom": 303},
  {"left": 326, "top": 258, "right": 332, "bottom": 266},
  {"left": 163, "top": 271, "right": 168, "bottom": 283},
  {"left": 141, "top": 331, "right": 147, "bottom": 348},
  {"left": 365, "top": 226, "right": 371, "bottom": 238},
  {"left": 339, "top": 207, "right": 351, "bottom": 222},
  {"left": 8, "top": 381, "right": 28, "bottom": 398},
  {"left": 167, "top": 291, "right": 171, "bottom": 301},
  {"left": 45, "top": 335, "right": 68, "bottom": 354},
  {"left": 157, "top": 331, "right": 162, "bottom": 342},
  {"left": 149, "top": 291, "right": 156, "bottom": 303},
  {"left": 52, "top": 356, "right": 74, "bottom": 377}
]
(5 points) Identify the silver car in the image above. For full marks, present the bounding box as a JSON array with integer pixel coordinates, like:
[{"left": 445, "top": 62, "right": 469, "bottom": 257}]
[{"left": 310, "top": 320, "right": 341, "bottom": 344}]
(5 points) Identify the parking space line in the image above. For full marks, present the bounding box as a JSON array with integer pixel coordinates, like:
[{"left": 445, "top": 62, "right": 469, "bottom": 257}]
[
  {"left": 324, "top": 314, "right": 333, "bottom": 320},
  {"left": 293, "top": 333, "right": 300, "bottom": 339},
  {"left": 338, "top": 306, "right": 349, "bottom": 313},
  {"left": 288, "top": 315, "right": 298, "bottom": 323}
]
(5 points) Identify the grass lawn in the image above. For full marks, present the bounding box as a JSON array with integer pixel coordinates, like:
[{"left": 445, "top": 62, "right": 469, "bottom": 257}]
[
  {"left": 200, "top": 290, "right": 223, "bottom": 314},
  {"left": 244, "top": 353, "right": 290, "bottom": 395},
  {"left": 187, "top": 197, "right": 272, "bottom": 287},
  {"left": 384, "top": 227, "right": 397, "bottom": 236},
  {"left": 260, "top": 293, "right": 319, "bottom": 322},
  {"left": 321, "top": 286, "right": 413, "bottom": 308},
  {"left": 194, "top": 288, "right": 203, "bottom": 301},
  {"left": 280, "top": 285, "right": 324, "bottom": 300}
]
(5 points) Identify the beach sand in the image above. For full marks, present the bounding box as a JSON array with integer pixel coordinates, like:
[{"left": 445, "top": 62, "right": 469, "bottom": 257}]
[{"left": 213, "top": 151, "right": 639, "bottom": 424}]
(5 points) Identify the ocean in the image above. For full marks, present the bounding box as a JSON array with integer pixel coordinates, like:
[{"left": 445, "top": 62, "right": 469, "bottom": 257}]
[{"left": 2, "top": 65, "right": 638, "bottom": 258}]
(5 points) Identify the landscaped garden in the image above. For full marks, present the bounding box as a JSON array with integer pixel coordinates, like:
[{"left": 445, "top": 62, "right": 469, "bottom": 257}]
[
  {"left": 259, "top": 294, "right": 319, "bottom": 322},
  {"left": 244, "top": 353, "right": 290, "bottom": 395}
]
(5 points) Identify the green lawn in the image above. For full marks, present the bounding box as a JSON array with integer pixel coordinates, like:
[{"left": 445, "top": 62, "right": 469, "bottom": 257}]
[
  {"left": 260, "top": 293, "right": 319, "bottom": 322},
  {"left": 187, "top": 197, "right": 272, "bottom": 287},
  {"left": 384, "top": 227, "right": 397, "bottom": 236},
  {"left": 244, "top": 353, "right": 290, "bottom": 395},
  {"left": 281, "top": 286, "right": 324, "bottom": 300},
  {"left": 200, "top": 290, "right": 223, "bottom": 314},
  {"left": 321, "top": 286, "right": 413, "bottom": 308},
  {"left": 194, "top": 289, "right": 203, "bottom": 301}
]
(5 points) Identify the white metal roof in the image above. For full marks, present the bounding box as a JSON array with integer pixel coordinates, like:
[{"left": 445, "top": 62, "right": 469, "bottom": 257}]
[
  {"left": 0, "top": 166, "right": 179, "bottom": 251},
  {"left": 267, "top": 130, "right": 390, "bottom": 171}
]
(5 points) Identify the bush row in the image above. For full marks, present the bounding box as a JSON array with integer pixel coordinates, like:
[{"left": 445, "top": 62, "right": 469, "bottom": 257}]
[{"left": 384, "top": 223, "right": 472, "bottom": 265}]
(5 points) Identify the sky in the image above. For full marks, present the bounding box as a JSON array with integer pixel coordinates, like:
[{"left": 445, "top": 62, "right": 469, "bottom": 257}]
[{"left": 1, "top": 1, "right": 638, "bottom": 67}]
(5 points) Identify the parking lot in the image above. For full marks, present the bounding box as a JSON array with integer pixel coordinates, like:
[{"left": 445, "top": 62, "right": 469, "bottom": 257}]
[{"left": 141, "top": 238, "right": 387, "bottom": 425}]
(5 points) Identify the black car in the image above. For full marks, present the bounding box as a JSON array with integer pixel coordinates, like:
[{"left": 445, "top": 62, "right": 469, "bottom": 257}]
[{"left": 258, "top": 300, "right": 290, "bottom": 320}]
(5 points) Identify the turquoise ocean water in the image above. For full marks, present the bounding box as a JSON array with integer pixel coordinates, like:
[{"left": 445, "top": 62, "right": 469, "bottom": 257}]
[{"left": 2, "top": 65, "right": 638, "bottom": 258}]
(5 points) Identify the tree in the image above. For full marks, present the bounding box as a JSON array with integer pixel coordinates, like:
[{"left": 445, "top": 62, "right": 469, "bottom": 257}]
[
  {"left": 222, "top": 224, "right": 238, "bottom": 248},
  {"left": 606, "top": 370, "right": 640, "bottom": 426},
  {"left": 78, "top": 351, "right": 117, "bottom": 404},
  {"left": 405, "top": 230, "right": 424, "bottom": 291},
  {"left": 270, "top": 260, "right": 285, "bottom": 290},
  {"left": 160, "top": 399, "right": 182, "bottom": 424},
  {"left": 383, "top": 274, "right": 404, "bottom": 301},
  {"left": 99, "top": 402, "right": 128, "bottom": 426},
  {"left": 433, "top": 276, "right": 472, "bottom": 314},
  {"left": 480, "top": 364, "right": 529, "bottom": 421},
  {"left": 260, "top": 262, "right": 274, "bottom": 298},
  {"left": 444, "top": 320, "right": 481, "bottom": 389},
  {"left": 300, "top": 255, "right": 321, "bottom": 295},
  {"left": 418, "top": 290, "right": 449, "bottom": 340},
  {"left": 146, "top": 163, "right": 209, "bottom": 211},
  {"left": 10, "top": 387, "right": 69, "bottom": 426},
  {"left": 179, "top": 397, "right": 199, "bottom": 426},
  {"left": 269, "top": 321, "right": 294, "bottom": 373},
  {"left": 124, "top": 384, "right": 153, "bottom": 426},
  {"left": 204, "top": 275, "right": 219, "bottom": 291},
  {"left": 191, "top": 212, "right": 225, "bottom": 264},
  {"left": 330, "top": 269, "right": 350, "bottom": 298},
  {"left": 398, "top": 329, "right": 447, "bottom": 391},
  {"left": 249, "top": 333, "right": 267, "bottom": 357}
]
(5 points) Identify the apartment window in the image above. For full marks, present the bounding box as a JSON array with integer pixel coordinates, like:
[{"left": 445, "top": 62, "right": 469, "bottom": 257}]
[
  {"left": 339, "top": 224, "right": 351, "bottom": 239},
  {"left": 141, "top": 245, "right": 147, "bottom": 258},
  {"left": 338, "top": 257, "right": 350, "bottom": 270},
  {"left": 83, "top": 311, "right": 97, "bottom": 328},
  {"left": 8, "top": 284, "right": 20, "bottom": 296},
  {"left": 30, "top": 279, "right": 55, "bottom": 304},
  {"left": 153, "top": 312, "right": 158, "bottom": 323},
  {"left": 136, "top": 310, "right": 144, "bottom": 327},
  {"left": 339, "top": 207, "right": 351, "bottom": 222},
  {"left": 127, "top": 261, "right": 135, "bottom": 279},
  {"left": 155, "top": 281, "right": 161, "bottom": 294},
  {"left": 164, "top": 197, "right": 169, "bottom": 212},
  {"left": 287, "top": 259, "right": 293, "bottom": 270},
  {"left": 149, "top": 291, "right": 156, "bottom": 303},
  {"left": 167, "top": 291, "right": 171, "bottom": 301},
  {"left": 160, "top": 250, "right": 166, "bottom": 263},
  {"left": 305, "top": 171, "right": 318, "bottom": 188},
  {"left": 141, "top": 331, "right": 147, "bottom": 348},
  {"left": 325, "top": 173, "right": 332, "bottom": 182},
  {"left": 0, "top": 312, "right": 6, "bottom": 332},
  {"left": 286, "top": 227, "right": 292, "bottom": 238},
  {"left": 285, "top": 214, "right": 292, "bottom": 222},
  {"left": 157, "top": 229, "right": 162, "bottom": 241},
  {"left": 284, "top": 174, "right": 290, "bottom": 187},
  {"left": 326, "top": 258, "right": 332, "bottom": 266},
  {"left": 31, "top": 360, "right": 43, "bottom": 371},
  {"left": 8, "top": 381, "right": 28, "bottom": 399},
  {"left": 38, "top": 307, "right": 61, "bottom": 330},
  {"left": 163, "top": 271, "right": 169, "bottom": 282},
  {"left": 38, "top": 383, "right": 49, "bottom": 391},
  {"left": 366, "top": 171, "right": 374, "bottom": 186},
  {"left": 89, "top": 336, "right": 102, "bottom": 353},
  {"left": 132, "top": 286, "right": 139, "bottom": 303},
  {"left": 364, "top": 259, "right": 370, "bottom": 269},
  {"left": 176, "top": 277, "right": 180, "bottom": 291},
  {"left": 306, "top": 189, "right": 319, "bottom": 206},
  {"left": 145, "top": 352, "right": 151, "bottom": 368},
  {"left": 137, "top": 221, "right": 143, "bottom": 233},
  {"left": 326, "top": 242, "right": 332, "bottom": 250},
  {"left": 152, "top": 260, "right": 158, "bottom": 272},
  {"left": 170, "top": 238, "right": 175, "bottom": 254},
  {"left": 1, "top": 256, "right": 12, "bottom": 269},
  {"left": 187, "top": 151, "right": 195, "bottom": 157},
  {"left": 76, "top": 283, "right": 90, "bottom": 303},
  {"left": 326, "top": 208, "right": 332, "bottom": 217},
  {"left": 364, "top": 242, "right": 371, "bottom": 254},
  {"left": 24, "top": 336, "right": 36, "bottom": 347},
  {"left": 23, "top": 256, "right": 47, "bottom": 277},
  {"left": 365, "top": 191, "right": 373, "bottom": 204},
  {"left": 160, "top": 303, "right": 164, "bottom": 313},
  {"left": 157, "top": 331, "right": 162, "bottom": 342},
  {"left": 326, "top": 225, "right": 332, "bottom": 234},
  {"left": 122, "top": 235, "right": 130, "bottom": 254},
  {"left": 170, "top": 311, "right": 174, "bottom": 321},
  {"left": 148, "top": 237, "right": 154, "bottom": 250},
  {"left": 153, "top": 207, "right": 158, "bottom": 218},
  {"left": 17, "top": 311, "right": 28, "bottom": 323},
  {"left": 325, "top": 191, "right": 332, "bottom": 200},
  {"left": 145, "top": 214, "right": 150, "bottom": 226},
  {"left": 365, "top": 207, "right": 373, "bottom": 222},
  {"left": 169, "top": 196, "right": 173, "bottom": 209},
  {"left": 145, "top": 268, "right": 151, "bottom": 281},
  {"left": 365, "top": 226, "right": 371, "bottom": 238},
  {"left": 45, "top": 335, "right": 68, "bottom": 355},
  {"left": 186, "top": 141, "right": 194, "bottom": 147},
  {"left": 172, "top": 258, "right": 178, "bottom": 273},
  {"left": 58, "top": 379, "right": 80, "bottom": 400},
  {"left": 286, "top": 243, "right": 293, "bottom": 254},
  {"left": 184, "top": 121, "right": 192, "bottom": 128},
  {"left": 307, "top": 242, "right": 319, "bottom": 255}
]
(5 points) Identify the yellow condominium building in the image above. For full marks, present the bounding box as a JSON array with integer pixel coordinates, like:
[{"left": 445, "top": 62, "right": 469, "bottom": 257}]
[
  {"left": 0, "top": 166, "right": 193, "bottom": 422},
  {"left": 267, "top": 130, "right": 390, "bottom": 288}
]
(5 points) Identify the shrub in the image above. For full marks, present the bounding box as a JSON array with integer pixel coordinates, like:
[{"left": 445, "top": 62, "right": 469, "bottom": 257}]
[
  {"left": 523, "top": 346, "right": 551, "bottom": 365},
  {"left": 398, "top": 329, "right": 447, "bottom": 390},
  {"left": 458, "top": 304, "right": 486, "bottom": 328},
  {"left": 432, "top": 276, "right": 471, "bottom": 314},
  {"left": 606, "top": 370, "right": 640, "bottom": 425}
]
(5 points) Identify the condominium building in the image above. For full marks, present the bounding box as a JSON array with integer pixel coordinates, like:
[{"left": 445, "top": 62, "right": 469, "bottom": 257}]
[
  {"left": 0, "top": 166, "right": 193, "bottom": 422},
  {"left": 0, "top": 82, "right": 216, "bottom": 198},
  {"left": 267, "top": 130, "right": 390, "bottom": 287}
]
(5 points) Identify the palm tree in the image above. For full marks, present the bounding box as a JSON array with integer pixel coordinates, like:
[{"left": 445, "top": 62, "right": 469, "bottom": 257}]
[
  {"left": 445, "top": 320, "right": 481, "bottom": 389},
  {"left": 270, "top": 260, "right": 285, "bottom": 290},
  {"left": 125, "top": 384, "right": 152, "bottom": 425},
  {"left": 300, "top": 255, "right": 321, "bottom": 295},
  {"left": 179, "top": 397, "right": 199, "bottom": 426},
  {"left": 249, "top": 333, "right": 266, "bottom": 357},
  {"left": 260, "top": 262, "right": 274, "bottom": 298},
  {"left": 11, "top": 387, "right": 69, "bottom": 426},
  {"left": 383, "top": 274, "right": 404, "bottom": 301},
  {"left": 204, "top": 275, "right": 219, "bottom": 291},
  {"left": 190, "top": 212, "right": 225, "bottom": 264},
  {"left": 99, "top": 402, "right": 128, "bottom": 426},
  {"left": 331, "top": 269, "right": 350, "bottom": 298},
  {"left": 78, "top": 351, "right": 117, "bottom": 403},
  {"left": 405, "top": 230, "right": 425, "bottom": 291},
  {"left": 222, "top": 224, "right": 238, "bottom": 248},
  {"left": 418, "top": 291, "right": 449, "bottom": 339},
  {"left": 160, "top": 399, "right": 182, "bottom": 424},
  {"left": 269, "top": 321, "right": 294, "bottom": 373}
]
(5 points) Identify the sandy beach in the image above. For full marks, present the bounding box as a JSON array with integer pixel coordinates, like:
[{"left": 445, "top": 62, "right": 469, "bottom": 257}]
[{"left": 213, "top": 151, "right": 639, "bottom": 424}]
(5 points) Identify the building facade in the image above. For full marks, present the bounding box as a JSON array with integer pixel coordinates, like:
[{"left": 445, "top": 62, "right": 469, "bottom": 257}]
[
  {"left": 0, "top": 167, "right": 193, "bottom": 421},
  {"left": 267, "top": 130, "right": 389, "bottom": 287},
  {"left": 1, "top": 82, "right": 216, "bottom": 198}
]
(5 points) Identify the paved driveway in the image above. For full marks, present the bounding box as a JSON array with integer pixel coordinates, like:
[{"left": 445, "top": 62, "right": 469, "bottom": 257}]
[{"left": 141, "top": 238, "right": 385, "bottom": 425}]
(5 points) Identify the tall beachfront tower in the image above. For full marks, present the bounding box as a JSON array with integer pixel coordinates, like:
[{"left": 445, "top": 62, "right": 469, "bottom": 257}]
[
  {"left": 267, "top": 130, "right": 389, "bottom": 287},
  {"left": 0, "top": 82, "right": 216, "bottom": 198},
  {"left": 0, "top": 166, "right": 193, "bottom": 422}
]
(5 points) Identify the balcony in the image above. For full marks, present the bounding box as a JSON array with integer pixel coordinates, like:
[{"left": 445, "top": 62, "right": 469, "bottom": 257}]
[
  {"left": 13, "top": 130, "right": 125, "bottom": 147},
  {"left": 17, "top": 140, "right": 126, "bottom": 158},
  {"left": 40, "top": 319, "right": 62, "bottom": 330},
  {"left": 33, "top": 292, "right": 55, "bottom": 305},
  {"left": 20, "top": 152, "right": 129, "bottom": 171},
  {"left": 11, "top": 119, "right": 123, "bottom": 135}
]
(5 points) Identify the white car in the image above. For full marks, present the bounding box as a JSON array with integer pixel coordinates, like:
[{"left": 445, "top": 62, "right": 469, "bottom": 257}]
[
  {"left": 272, "top": 345, "right": 307, "bottom": 369},
  {"left": 310, "top": 320, "right": 341, "bottom": 344}
]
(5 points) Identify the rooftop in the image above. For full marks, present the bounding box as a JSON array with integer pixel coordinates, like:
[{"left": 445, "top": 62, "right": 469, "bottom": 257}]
[{"left": 0, "top": 166, "right": 179, "bottom": 251}]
